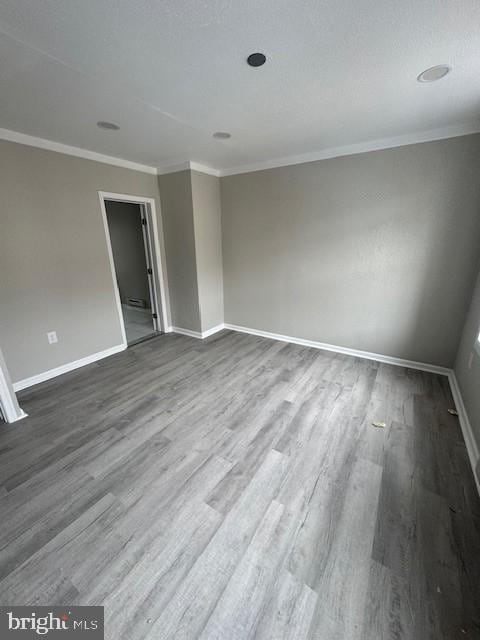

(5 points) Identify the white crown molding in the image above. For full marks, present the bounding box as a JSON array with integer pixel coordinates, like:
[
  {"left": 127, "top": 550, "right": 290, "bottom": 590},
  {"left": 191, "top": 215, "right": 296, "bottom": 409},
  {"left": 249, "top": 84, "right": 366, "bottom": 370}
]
[
  {"left": 0, "top": 128, "right": 157, "bottom": 175},
  {"left": 219, "top": 122, "right": 480, "bottom": 177},
  {"left": 157, "top": 161, "right": 220, "bottom": 177},
  {"left": 3, "top": 123, "right": 479, "bottom": 180},
  {"left": 156, "top": 161, "right": 192, "bottom": 175},
  {"left": 190, "top": 162, "right": 221, "bottom": 177},
  {"left": 13, "top": 344, "right": 126, "bottom": 391}
]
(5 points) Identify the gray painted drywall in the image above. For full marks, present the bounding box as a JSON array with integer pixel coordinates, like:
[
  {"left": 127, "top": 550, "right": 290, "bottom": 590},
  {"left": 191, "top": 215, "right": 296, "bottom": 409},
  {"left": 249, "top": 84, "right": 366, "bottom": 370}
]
[
  {"left": 158, "top": 170, "right": 224, "bottom": 334},
  {"left": 0, "top": 139, "right": 170, "bottom": 383},
  {"left": 455, "top": 267, "right": 480, "bottom": 463},
  {"left": 221, "top": 134, "right": 480, "bottom": 367},
  {"left": 105, "top": 201, "right": 151, "bottom": 307},
  {"left": 191, "top": 171, "right": 224, "bottom": 332},
  {"left": 2, "top": 132, "right": 479, "bottom": 389},
  {"left": 158, "top": 170, "right": 202, "bottom": 332}
]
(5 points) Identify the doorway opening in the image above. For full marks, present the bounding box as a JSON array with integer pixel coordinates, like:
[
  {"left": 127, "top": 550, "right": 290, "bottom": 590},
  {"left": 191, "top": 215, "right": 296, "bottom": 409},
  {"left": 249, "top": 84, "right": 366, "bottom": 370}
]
[{"left": 99, "top": 192, "right": 168, "bottom": 347}]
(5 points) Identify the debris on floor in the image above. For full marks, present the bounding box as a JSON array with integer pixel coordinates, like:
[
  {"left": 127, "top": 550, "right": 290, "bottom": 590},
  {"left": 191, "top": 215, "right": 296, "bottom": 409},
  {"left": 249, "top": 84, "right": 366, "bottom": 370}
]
[
  {"left": 372, "top": 421, "right": 386, "bottom": 428},
  {"left": 448, "top": 408, "right": 459, "bottom": 416}
]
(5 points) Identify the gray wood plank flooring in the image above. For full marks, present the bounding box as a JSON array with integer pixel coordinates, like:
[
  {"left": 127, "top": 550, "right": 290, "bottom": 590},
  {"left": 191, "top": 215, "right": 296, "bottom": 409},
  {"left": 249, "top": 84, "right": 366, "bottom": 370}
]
[{"left": 0, "top": 330, "right": 479, "bottom": 639}]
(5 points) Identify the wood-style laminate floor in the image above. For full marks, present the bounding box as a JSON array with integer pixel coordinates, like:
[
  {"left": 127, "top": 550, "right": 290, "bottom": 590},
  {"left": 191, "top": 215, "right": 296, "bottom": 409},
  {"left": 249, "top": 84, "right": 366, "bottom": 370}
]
[{"left": 1, "top": 331, "right": 479, "bottom": 639}]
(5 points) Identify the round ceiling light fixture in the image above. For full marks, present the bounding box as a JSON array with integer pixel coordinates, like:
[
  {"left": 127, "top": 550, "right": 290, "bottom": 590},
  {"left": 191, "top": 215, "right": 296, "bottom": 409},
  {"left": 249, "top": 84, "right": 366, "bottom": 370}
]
[
  {"left": 97, "top": 120, "right": 120, "bottom": 130},
  {"left": 417, "top": 65, "right": 451, "bottom": 83},
  {"left": 213, "top": 131, "right": 231, "bottom": 140},
  {"left": 247, "top": 52, "right": 266, "bottom": 67}
]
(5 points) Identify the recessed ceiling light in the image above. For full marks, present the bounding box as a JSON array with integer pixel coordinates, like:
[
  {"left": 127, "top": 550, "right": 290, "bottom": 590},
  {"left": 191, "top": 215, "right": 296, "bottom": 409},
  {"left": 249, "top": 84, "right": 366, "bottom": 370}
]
[
  {"left": 247, "top": 52, "right": 266, "bottom": 68},
  {"left": 417, "top": 65, "right": 451, "bottom": 83},
  {"left": 213, "top": 131, "right": 231, "bottom": 140},
  {"left": 97, "top": 121, "right": 120, "bottom": 130}
]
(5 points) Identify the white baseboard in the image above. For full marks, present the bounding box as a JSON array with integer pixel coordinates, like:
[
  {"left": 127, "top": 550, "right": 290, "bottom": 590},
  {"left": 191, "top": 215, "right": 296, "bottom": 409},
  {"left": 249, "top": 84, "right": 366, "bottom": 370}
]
[
  {"left": 171, "top": 324, "right": 225, "bottom": 339},
  {"left": 9, "top": 322, "right": 478, "bottom": 495},
  {"left": 170, "top": 327, "right": 203, "bottom": 339},
  {"left": 223, "top": 322, "right": 479, "bottom": 494},
  {"left": 5, "top": 409, "right": 28, "bottom": 423},
  {"left": 13, "top": 344, "right": 127, "bottom": 391},
  {"left": 11, "top": 324, "right": 226, "bottom": 391},
  {"left": 202, "top": 324, "right": 226, "bottom": 338},
  {"left": 224, "top": 323, "right": 451, "bottom": 376},
  {"left": 448, "top": 372, "right": 480, "bottom": 495},
  {"left": 0, "top": 362, "right": 28, "bottom": 422}
]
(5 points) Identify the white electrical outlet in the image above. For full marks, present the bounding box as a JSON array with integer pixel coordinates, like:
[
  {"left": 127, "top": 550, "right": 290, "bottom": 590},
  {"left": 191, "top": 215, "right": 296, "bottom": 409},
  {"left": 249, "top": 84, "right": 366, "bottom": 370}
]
[{"left": 47, "top": 331, "right": 58, "bottom": 344}]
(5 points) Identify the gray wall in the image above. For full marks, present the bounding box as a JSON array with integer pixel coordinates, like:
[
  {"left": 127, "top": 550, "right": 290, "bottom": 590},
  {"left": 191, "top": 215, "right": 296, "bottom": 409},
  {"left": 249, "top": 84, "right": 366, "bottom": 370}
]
[
  {"left": 191, "top": 171, "right": 224, "bottom": 332},
  {"left": 159, "top": 169, "right": 224, "bottom": 334},
  {"left": 455, "top": 267, "right": 480, "bottom": 464},
  {"left": 2, "top": 133, "right": 480, "bottom": 387},
  {"left": 158, "top": 170, "right": 201, "bottom": 332},
  {"left": 0, "top": 139, "right": 169, "bottom": 383},
  {"left": 221, "top": 134, "right": 480, "bottom": 367},
  {"left": 106, "top": 201, "right": 150, "bottom": 307}
]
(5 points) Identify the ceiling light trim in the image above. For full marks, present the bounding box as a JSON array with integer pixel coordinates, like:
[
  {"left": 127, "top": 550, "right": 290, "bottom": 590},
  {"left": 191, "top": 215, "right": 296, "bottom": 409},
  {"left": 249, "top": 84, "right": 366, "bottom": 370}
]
[
  {"left": 417, "top": 65, "right": 451, "bottom": 83},
  {"left": 0, "top": 128, "right": 157, "bottom": 174},
  {"left": 219, "top": 122, "right": 480, "bottom": 177}
]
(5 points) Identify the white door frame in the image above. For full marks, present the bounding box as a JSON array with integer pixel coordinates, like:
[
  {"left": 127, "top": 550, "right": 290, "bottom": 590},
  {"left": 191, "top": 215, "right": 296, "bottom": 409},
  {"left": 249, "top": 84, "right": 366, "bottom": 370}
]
[
  {"left": 0, "top": 347, "right": 26, "bottom": 423},
  {"left": 98, "top": 191, "right": 169, "bottom": 346},
  {"left": 139, "top": 203, "right": 161, "bottom": 333}
]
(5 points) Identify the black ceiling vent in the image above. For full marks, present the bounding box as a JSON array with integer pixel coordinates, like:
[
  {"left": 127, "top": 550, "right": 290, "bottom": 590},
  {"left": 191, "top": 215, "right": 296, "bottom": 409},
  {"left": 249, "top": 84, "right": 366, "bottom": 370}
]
[{"left": 247, "top": 53, "right": 266, "bottom": 67}]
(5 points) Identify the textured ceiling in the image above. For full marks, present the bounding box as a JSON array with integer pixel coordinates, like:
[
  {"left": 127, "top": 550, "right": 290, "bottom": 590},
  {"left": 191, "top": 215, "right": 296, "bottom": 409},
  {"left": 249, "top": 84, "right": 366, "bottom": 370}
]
[{"left": 0, "top": 0, "right": 479, "bottom": 172}]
